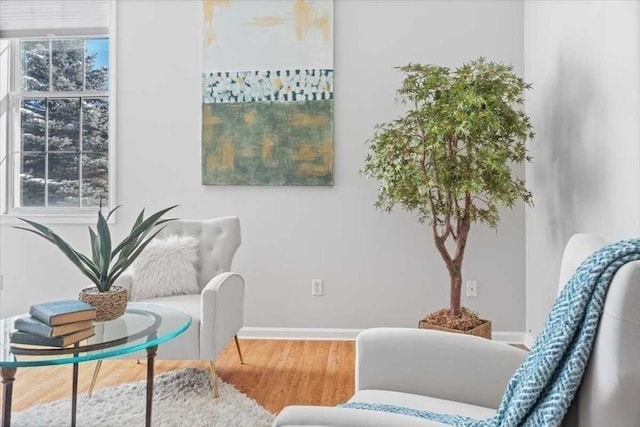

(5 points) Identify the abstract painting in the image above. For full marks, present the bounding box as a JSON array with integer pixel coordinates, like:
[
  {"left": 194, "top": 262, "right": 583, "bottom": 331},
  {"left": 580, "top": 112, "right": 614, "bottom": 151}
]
[{"left": 202, "top": 0, "right": 334, "bottom": 186}]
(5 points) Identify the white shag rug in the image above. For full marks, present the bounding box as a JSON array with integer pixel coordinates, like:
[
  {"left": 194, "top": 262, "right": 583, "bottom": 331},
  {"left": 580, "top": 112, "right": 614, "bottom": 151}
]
[{"left": 13, "top": 368, "right": 274, "bottom": 427}]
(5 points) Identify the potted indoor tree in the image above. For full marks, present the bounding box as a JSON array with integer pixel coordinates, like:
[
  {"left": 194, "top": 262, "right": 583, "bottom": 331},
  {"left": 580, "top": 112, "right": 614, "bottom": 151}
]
[
  {"left": 362, "top": 57, "right": 534, "bottom": 338},
  {"left": 15, "top": 205, "right": 177, "bottom": 321}
]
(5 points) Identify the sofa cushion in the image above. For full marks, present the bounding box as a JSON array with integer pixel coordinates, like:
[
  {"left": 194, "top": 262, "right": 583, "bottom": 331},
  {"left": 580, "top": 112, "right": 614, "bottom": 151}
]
[{"left": 350, "top": 389, "right": 496, "bottom": 420}]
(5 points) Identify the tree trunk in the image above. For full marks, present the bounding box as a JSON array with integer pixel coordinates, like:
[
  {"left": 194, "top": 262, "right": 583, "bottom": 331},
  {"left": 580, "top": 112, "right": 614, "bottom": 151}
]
[
  {"left": 449, "top": 267, "right": 462, "bottom": 317},
  {"left": 449, "top": 203, "right": 471, "bottom": 317}
]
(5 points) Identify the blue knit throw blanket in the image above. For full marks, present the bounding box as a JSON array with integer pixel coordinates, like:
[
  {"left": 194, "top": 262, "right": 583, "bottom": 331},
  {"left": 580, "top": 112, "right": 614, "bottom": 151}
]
[{"left": 342, "top": 239, "right": 640, "bottom": 426}]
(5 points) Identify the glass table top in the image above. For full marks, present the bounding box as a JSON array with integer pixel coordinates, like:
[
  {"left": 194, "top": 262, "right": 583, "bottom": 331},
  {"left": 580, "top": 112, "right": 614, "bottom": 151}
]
[{"left": 0, "top": 302, "right": 192, "bottom": 368}]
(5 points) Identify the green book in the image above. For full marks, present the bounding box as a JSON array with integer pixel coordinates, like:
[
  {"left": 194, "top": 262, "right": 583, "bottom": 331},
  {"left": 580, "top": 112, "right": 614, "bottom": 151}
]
[
  {"left": 10, "top": 327, "right": 95, "bottom": 347},
  {"left": 29, "top": 300, "right": 96, "bottom": 326},
  {"left": 14, "top": 315, "right": 94, "bottom": 338}
]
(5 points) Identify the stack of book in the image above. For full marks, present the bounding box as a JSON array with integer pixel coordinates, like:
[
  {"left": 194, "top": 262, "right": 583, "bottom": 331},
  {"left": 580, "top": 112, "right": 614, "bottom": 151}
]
[{"left": 10, "top": 300, "right": 97, "bottom": 347}]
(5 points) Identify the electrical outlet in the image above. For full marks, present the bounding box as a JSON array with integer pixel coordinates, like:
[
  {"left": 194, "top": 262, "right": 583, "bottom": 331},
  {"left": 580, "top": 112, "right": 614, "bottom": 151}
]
[
  {"left": 466, "top": 280, "right": 477, "bottom": 297},
  {"left": 312, "top": 279, "right": 323, "bottom": 296}
]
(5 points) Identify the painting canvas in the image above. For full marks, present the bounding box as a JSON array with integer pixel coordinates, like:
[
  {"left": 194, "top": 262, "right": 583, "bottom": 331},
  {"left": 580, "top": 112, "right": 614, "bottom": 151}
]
[{"left": 202, "top": 0, "right": 334, "bottom": 186}]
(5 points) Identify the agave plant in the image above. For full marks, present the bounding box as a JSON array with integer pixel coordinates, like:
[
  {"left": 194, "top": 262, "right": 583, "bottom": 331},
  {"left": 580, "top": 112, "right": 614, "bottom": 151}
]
[{"left": 15, "top": 205, "right": 178, "bottom": 292}]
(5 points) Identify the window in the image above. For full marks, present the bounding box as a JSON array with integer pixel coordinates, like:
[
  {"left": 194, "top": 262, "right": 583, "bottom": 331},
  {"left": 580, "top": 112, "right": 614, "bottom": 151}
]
[
  {"left": 12, "top": 37, "right": 110, "bottom": 210},
  {"left": 0, "top": 0, "right": 113, "bottom": 221}
]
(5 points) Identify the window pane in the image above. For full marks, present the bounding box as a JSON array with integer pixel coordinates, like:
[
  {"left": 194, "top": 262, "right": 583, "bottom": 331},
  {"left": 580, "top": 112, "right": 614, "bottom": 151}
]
[
  {"left": 14, "top": 36, "right": 111, "bottom": 212},
  {"left": 20, "top": 40, "right": 49, "bottom": 92},
  {"left": 17, "top": 153, "right": 45, "bottom": 207},
  {"left": 48, "top": 153, "right": 79, "bottom": 207},
  {"left": 21, "top": 99, "right": 46, "bottom": 151},
  {"left": 52, "top": 39, "right": 84, "bottom": 91},
  {"left": 85, "top": 38, "right": 109, "bottom": 91},
  {"left": 82, "top": 153, "right": 108, "bottom": 207},
  {"left": 82, "top": 98, "right": 109, "bottom": 152},
  {"left": 48, "top": 98, "right": 80, "bottom": 151}
]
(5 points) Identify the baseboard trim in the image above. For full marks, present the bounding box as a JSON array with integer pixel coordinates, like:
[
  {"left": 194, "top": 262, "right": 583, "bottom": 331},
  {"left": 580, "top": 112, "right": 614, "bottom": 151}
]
[
  {"left": 524, "top": 333, "right": 535, "bottom": 350},
  {"left": 239, "top": 327, "right": 526, "bottom": 344}
]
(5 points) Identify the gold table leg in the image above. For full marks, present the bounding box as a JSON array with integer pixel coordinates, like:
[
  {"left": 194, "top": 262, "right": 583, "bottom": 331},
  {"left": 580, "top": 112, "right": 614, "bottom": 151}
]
[
  {"left": 209, "top": 361, "right": 219, "bottom": 398},
  {"left": 87, "top": 360, "right": 103, "bottom": 397},
  {"left": 234, "top": 335, "right": 244, "bottom": 364}
]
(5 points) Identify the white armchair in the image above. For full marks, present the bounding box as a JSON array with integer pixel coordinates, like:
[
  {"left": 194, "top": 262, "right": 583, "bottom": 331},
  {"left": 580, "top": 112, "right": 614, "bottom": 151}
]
[
  {"left": 274, "top": 233, "right": 640, "bottom": 426},
  {"left": 89, "top": 217, "right": 245, "bottom": 398}
]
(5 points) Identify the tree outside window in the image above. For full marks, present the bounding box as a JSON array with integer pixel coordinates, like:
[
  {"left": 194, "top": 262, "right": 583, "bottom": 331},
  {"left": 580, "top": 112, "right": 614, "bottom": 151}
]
[{"left": 15, "top": 37, "right": 110, "bottom": 209}]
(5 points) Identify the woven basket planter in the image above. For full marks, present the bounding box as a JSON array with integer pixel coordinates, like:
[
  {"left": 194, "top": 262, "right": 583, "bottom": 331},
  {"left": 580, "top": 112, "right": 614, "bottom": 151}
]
[
  {"left": 79, "top": 286, "right": 128, "bottom": 321},
  {"left": 418, "top": 318, "right": 492, "bottom": 340}
]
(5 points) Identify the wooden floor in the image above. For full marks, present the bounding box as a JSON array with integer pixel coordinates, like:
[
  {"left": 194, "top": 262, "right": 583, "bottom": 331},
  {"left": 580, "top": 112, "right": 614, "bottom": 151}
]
[{"left": 3, "top": 339, "right": 355, "bottom": 415}]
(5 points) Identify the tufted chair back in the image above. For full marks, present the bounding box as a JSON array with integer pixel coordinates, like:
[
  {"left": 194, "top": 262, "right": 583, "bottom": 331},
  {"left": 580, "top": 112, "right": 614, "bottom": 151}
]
[{"left": 156, "top": 217, "right": 241, "bottom": 291}]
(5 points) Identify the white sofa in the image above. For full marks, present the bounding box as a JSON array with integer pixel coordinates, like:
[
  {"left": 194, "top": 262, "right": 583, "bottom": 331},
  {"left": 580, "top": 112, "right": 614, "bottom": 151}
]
[{"left": 274, "top": 234, "right": 640, "bottom": 426}]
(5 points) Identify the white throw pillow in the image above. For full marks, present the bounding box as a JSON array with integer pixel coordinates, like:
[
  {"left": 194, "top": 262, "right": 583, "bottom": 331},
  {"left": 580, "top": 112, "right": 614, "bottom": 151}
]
[{"left": 129, "top": 235, "right": 200, "bottom": 301}]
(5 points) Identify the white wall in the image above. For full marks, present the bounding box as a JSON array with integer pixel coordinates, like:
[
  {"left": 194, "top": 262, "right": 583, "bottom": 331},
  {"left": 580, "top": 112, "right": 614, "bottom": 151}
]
[
  {"left": 0, "top": 0, "right": 527, "bottom": 332},
  {"left": 524, "top": 0, "right": 640, "bottom": 337}
]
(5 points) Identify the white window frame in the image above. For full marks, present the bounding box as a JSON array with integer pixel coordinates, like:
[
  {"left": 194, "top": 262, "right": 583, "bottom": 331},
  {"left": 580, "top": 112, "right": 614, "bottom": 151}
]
[{"left": 0, "top": 18, "right": 116, "bottom": 225}]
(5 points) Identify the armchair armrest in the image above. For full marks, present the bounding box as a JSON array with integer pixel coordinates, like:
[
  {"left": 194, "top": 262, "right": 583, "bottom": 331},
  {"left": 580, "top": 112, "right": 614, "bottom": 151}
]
[
  {"left": 356, "top": 328, "right": 527, "bottom": 409},
  {"left": 200, "top": 272, "right": 245, "bottom": 361}
]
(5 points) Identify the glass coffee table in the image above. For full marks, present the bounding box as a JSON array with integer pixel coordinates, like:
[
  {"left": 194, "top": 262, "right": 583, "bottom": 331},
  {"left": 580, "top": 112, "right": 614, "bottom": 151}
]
[{"left": 0, "top": 302, "right": 191, "bottom": 427}]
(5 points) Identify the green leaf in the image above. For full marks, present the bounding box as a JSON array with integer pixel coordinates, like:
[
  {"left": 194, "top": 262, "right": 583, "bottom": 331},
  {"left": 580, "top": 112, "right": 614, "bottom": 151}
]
[
  {"left": 131, "top": 209, "right": 145, "bottom": 233},
  {"left": 48, "top": 234, "right": 102, "bottom": 288},
  {"left": 97, "top": 209, "right": 112, "bottom": 283},
  {"left": 89, "top": 227, "right": 99, "bottom": 265},
  {"left": 106, "top": 226, "right": 167, "bottom": 288},
  {"left": 16, "top": 218, "right": 56, "bottom": 239},
  {"left": 74, "top": 250, "right": 102, "bottom": 278},
  {"left": 112, "top": 205, "right": 178, "bottom": 256},
  {"left": 106, "top": 205, "right": 121, "bottom": 221},
  {"left": 92, "top": 229, "right": 104, "bottom": 272},
  {"left": 16, "top": 223, "right": 101, "bottom": 278},
  {"left": 12, "top": 226, "right": 55, "bottom": 243}
]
